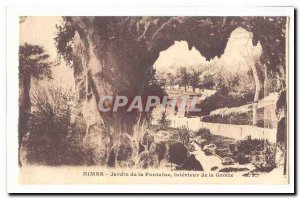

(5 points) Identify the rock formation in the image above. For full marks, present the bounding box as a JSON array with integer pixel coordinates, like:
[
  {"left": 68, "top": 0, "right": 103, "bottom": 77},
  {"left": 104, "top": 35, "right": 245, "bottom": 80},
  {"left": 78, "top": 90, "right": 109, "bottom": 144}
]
[{"left": 60, "top": 16, "right": 287, "bottom": 165}]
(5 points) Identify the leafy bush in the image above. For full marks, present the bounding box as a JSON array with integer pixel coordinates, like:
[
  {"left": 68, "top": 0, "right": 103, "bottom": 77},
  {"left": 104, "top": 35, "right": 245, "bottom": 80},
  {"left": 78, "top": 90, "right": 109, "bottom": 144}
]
[
  {"left": 205, "top": 135, "right": 237, "bottom": 158},
  {"left": 236, "top": 136, "right": 265, "bottom": 155},
  {"left": 22, "top": 86, "right": 96, "bottom": 166},
  {"left": 252, "top": 143, "right": 276, "bottom": 172},
  {"left": 233, "top": 152, "right": 251, "bottom": 165},
  {"left": 141, "top": 131, "right": 154, "bottom": 149},
  {"left": 157, "top": 111, "right": 171, "bottom": 130},
  {"left": 216, "top": 148, "right": 232, "bottom": 158},
  {"left": 29, "top": 86, "right": 74, "bottom": 139},
  {"left": 235, "top": 136, "right": 276, "bottom": 169},
  {"left": 197, "top": 90, "right": 253, "bottom": 116},
  {"left": 194, "top": 128, "right": 212, "bottom": 141},
  {"left": 229, "top": 144, "right": 236, "bottom": 152},
  {"left": 172, "top": 126, "right": 190, "bottom": 146}
]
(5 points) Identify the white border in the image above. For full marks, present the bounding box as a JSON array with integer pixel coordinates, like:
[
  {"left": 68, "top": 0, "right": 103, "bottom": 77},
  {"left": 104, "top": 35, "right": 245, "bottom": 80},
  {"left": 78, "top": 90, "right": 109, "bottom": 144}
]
[{"left": 6, "top": 5, "right": 295, "bottom": 193}]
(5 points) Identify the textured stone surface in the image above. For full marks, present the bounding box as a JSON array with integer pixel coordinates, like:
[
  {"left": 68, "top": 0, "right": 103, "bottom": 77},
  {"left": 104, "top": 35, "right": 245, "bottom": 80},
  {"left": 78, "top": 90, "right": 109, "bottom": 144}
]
[{"left": 69, "top": 17, "right": 287, "bottom": 165}]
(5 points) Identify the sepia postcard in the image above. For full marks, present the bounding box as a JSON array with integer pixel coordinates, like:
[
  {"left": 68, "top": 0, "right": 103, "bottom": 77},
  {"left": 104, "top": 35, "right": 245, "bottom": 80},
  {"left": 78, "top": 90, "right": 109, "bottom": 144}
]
[{"left": 6, "top": 6, "right": 295, "bottom": 193}]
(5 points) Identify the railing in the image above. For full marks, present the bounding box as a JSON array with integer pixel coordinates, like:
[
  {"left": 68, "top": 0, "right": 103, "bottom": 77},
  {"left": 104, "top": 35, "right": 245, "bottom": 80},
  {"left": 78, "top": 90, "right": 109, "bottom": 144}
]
[{"left": 170, "top": 117, "right": 276, "bottom": 143}]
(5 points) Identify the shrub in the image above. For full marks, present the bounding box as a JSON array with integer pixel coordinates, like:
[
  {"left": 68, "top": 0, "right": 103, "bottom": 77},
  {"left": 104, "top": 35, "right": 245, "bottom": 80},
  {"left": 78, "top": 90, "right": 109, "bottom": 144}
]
[
  {"left": 234, "top": 152, "right": 251, "bottom": 165},
  {"left": 236, "top": 136, "right": 276, "bottom": 170},
  {"left": 141, "top": 131, "right": 154, "bottom": 150},
  {"left": 252, "top": 143, "right": 276, "bottom": 172},
  {"left": 157, "top": 111, "right": 171, "bottom": 130},
  {"left": 24, "top": 86, "right": 96, "bottom": 165},
  {"left": 172, "top": 126, "right": 190, "bottom": 146},
  {"left": 216, "top": 148, "right": 232, "bottom": 158},
  {"left": 194, "top": 128, "right": 212, "bottom": 141},
  {"left": 236, "top": 136, "right": 265, "bottom": 155},
  {"left": 196, "top": 89, "right": 253, "bottom": 116},
  {"left": 229, "top": 144, "right": 236, "bottom": 152},
  {"left": 29, "top": 86, "right": 74, "bottom": 140}
]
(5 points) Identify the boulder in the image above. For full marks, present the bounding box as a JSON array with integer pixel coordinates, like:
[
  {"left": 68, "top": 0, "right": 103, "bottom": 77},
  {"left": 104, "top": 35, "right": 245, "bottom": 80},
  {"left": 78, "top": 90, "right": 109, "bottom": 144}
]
[
  {"left": 203, "top": 144, "right": 217, "bottom": 155},
  {"left": 168, "top": 141, "right": 189, "bottom": 165},
  {"left": 140, "top": 140, "right": 190, "bottom": 166},
  {"left": 222, "top": 157, "right": 235, "bottom": 165},
  {"left": 176, "top": 154, "right": 203, "bottom": 171}
]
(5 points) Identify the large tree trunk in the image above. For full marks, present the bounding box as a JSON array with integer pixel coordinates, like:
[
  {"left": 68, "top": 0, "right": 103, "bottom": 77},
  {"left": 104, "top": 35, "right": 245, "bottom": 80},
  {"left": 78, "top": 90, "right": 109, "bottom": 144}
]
[{"left": 18, "top": 72, "right": 31, "bottom": 166}]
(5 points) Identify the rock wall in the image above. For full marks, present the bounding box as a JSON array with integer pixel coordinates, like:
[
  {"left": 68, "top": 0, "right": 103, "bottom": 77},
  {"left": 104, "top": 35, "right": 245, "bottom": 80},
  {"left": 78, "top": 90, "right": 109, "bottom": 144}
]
[{"left": 69, "top": 17, "right": 287, "bottom": 165}]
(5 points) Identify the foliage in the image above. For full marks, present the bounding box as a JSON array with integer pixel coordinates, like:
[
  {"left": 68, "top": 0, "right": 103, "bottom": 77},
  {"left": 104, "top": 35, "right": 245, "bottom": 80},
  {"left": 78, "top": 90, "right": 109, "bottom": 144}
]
[
  {"left": 19, "top": 43, "right": 53, "bottom": 80},
  {"left": 29, "top": 86, "right": 74, "bottom": 138},
  {"left": 194, "top": 128, "right": 212, "bottom": 141},
  {"left": 214, "top": 70, "right": 255, "bottom": 95},
  {"left": 251, "top": 143, "right": 276, "bottom": 171},
  {"left": 19, "top": 43, "right": 54, "bottom": 166},
  {"left": 200, "top": 74, "right": 215, "bottom": 89},
  {"left": 172, "top": 126, "right": 190, "bottom": 146},
  {"left": 248, "top": 17, "right": 287, "bottom": 77},
  {"left": 176, "top": 67, "right": 190, "bottom": 91},
  {"left": 175, "top": 66, "right": 205, "bottom": 92},
  {"left": 205, "top": 135, "right": 237, "bottom": 158},
  {"left": 54, "top": 17, "right": 75, "bottom": 66},
  {"left": 232, "top": 136, "right": 276, "bottom": 169},
  {"left": 196, "top": 67, "right": 256, "bottom": 118},
  {"left": 157, "top": 111, "right": 171, "bottom": 130},
  {"left": 197, "top": 89, "right": 254, "bottom": 116},
  {"left": 189, "top": 67, "right": 202, "bottom": 91},
  {"left": 233, "top": 152, "right": 252, "bottom": 165},
  {"left": 166, "top": 72, "right": 176, "bottom": 89},
  {"left": 23, "top": 86, "right": 96, "bottom": 165},
  {"left": 216, "top": 148, "right": 232, "bottom": 158},
  {"left": 227, "top": 143, "right": 251, "bottom": 164},
  {"left": 141, "top": 131, "right": 154, "bottom": 151},
  {"left": 236, "top": 136, "right": 266, "bottom": 155}
]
